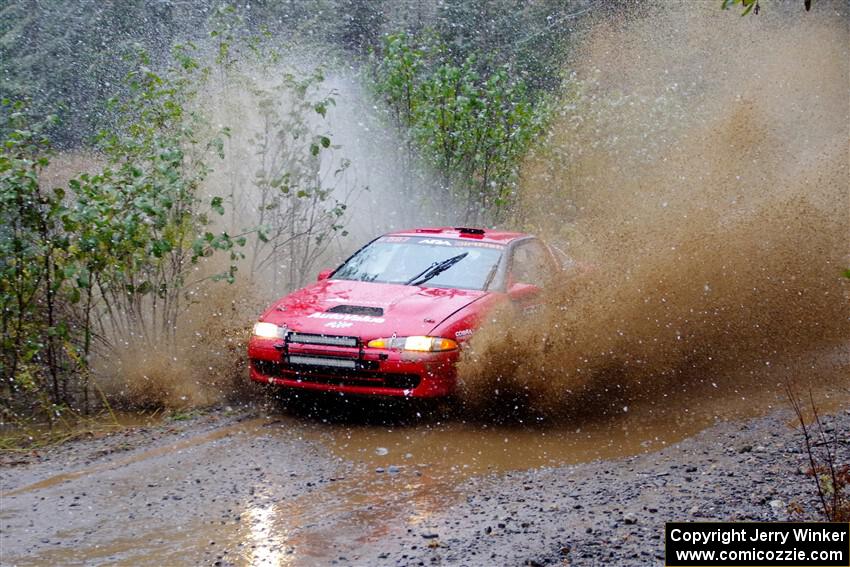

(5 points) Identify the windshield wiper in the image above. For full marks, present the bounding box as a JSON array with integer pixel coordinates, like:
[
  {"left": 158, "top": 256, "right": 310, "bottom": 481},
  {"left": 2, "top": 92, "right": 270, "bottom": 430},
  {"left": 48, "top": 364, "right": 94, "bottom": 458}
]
[{"left": 405, "top": 252, "right": 469, "bottom": 287}]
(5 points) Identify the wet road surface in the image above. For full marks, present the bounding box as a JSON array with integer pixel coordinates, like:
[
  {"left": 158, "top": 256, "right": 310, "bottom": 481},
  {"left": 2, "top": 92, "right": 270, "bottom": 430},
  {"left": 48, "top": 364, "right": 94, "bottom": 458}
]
[{"left": 2, "top": 349, "right": 847, "bottom": 566}]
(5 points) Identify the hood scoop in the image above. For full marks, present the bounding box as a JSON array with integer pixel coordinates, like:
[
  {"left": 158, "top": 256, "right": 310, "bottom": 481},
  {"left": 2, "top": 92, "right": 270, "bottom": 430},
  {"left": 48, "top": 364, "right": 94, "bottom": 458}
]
[{"left": 326, "top": 304, "right": 384, "bottom": 317}]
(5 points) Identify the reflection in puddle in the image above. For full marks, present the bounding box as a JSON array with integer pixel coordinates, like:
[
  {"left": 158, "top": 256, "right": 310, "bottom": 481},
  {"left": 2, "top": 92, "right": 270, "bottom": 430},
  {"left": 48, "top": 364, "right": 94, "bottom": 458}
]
[{"left": 244, "top": 499, "right": 291, "bottom": 566}]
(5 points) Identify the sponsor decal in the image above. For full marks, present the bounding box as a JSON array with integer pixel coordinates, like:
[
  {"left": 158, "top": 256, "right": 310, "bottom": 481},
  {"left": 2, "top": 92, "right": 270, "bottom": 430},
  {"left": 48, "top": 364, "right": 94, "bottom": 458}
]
[
  {"left": 325, "top": 297, "right": 386, "bottom": 306},
  {"left": 308, "top": 312, "right": 385, "bottom": 324},
  {"left": 382, "top": 236, "right": 410, "bottom": 243},
  {"left": 454, "top": 241, "right": 504, "bottom": 250},
  {"left": 455, "top": 329, "right": 474, "bottom": 338},
  {"left": 325, "top": 321, "right": 354, "bottom": 329},
  {"left": 417, "top": 238, "right": 452, "bottom": 246}
]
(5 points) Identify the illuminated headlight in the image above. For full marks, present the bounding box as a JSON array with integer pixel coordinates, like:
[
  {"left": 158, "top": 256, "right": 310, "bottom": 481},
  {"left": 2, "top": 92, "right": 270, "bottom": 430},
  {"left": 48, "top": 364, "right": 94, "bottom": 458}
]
[
  {"left": 253, "top": 322, "right": 285, "bottom": 339},
  {"left": 367, "top": 336, "right": 458, "bottom": 352}
]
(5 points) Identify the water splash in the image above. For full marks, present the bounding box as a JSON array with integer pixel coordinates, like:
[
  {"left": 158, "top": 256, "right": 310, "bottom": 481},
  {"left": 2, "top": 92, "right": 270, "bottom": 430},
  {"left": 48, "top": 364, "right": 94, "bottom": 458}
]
[{"left": 459, "top": 1, "right": 849, "bottom": 417}]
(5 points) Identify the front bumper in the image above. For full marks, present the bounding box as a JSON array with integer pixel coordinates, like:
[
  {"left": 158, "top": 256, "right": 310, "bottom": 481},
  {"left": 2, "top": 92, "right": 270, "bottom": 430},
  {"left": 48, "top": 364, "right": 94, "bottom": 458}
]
[{"left": 248, "top": 336, "right": 458, "bottom": 398}]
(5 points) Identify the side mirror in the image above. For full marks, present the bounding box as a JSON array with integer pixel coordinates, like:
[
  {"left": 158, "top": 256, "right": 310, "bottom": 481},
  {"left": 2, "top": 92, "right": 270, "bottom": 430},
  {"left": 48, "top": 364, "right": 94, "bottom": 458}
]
[
  {"left": 317, "top": 269, "right": 333, "bottom": 281},
  {"left": 507, "top": 282, "right": 541, "bottom": 301}
]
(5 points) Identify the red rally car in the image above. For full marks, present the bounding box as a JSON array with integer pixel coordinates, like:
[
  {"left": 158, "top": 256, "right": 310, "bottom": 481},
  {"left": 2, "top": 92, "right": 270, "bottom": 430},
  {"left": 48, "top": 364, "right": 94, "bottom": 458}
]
[{"left": 248, "top": 227, "right": 559, "bottom": 398}]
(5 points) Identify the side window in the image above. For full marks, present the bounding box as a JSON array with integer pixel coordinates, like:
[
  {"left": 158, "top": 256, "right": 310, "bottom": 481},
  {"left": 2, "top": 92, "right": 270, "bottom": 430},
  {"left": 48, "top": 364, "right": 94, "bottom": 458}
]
[{"left": 510, "top": 240, "right": 554, "bottom": 287}]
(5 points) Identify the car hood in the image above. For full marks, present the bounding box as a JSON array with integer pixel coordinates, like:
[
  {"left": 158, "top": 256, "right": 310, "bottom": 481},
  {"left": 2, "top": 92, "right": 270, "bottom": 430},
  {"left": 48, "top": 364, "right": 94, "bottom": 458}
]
[{"left": 259, "top": 279, "right": 488, "bottom": 338}]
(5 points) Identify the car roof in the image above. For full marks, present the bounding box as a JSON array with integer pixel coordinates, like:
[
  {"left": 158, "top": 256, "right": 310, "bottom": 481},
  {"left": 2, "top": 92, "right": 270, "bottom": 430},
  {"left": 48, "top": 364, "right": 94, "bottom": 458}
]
[{"left": 386, "top": 227, "right": 531, "bottom": 245}]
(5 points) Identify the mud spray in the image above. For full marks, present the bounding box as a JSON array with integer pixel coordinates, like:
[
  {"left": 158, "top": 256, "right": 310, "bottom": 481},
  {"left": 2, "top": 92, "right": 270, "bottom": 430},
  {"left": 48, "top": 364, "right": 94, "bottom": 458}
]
[{"left": 458, "top": 2, "right": 849, "bottom": 418}]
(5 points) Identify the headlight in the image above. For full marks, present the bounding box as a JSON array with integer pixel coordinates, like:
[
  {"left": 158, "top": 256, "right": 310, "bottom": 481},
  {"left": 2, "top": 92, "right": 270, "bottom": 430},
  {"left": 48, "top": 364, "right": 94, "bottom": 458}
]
[
  {"left": 367, "top": 336, "right": 458, "bottom": 352},
  {"left": 253, "top": 322, "right": 285, "bottom": 339}
]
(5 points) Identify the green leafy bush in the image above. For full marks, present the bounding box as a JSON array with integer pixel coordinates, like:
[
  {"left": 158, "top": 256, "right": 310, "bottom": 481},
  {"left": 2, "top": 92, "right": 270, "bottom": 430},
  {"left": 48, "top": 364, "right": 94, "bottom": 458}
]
[
  {"left": 0, "top": 102, "right": 68, "bottom": 412},
  {"left": 204, "top": 8, "right": 355, "bottom": 291},
  {"left": 370, "top": 32, "right": 549, "bottom": 225},
  {"left": 0, "top": 46, "right": 242, "bottom": 416}
]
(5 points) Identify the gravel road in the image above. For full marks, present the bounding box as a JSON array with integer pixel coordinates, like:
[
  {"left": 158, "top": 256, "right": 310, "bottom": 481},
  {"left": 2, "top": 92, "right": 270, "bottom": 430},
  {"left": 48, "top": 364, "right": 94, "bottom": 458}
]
[{"left": 1, "top": 401, "right": 847, "bottom": 566}]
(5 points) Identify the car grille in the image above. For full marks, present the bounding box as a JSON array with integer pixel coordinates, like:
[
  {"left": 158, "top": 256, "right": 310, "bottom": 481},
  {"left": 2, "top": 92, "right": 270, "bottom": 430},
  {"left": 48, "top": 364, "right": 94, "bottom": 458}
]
[
  {"left": 287, "top": 355, "right": 358, "bottom": 369},
  {"left": 251, "top": 359, "right": 420, "bottom": 390},
  {"left": 287, "top": 332, "right": 359, "bottom": 348}
]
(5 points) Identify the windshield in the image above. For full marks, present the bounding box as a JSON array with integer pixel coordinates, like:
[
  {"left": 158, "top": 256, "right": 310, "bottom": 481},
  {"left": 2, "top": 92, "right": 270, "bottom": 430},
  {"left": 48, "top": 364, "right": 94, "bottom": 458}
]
[{"left": 333, "top": 236, "right": 503, "bottom": 291}]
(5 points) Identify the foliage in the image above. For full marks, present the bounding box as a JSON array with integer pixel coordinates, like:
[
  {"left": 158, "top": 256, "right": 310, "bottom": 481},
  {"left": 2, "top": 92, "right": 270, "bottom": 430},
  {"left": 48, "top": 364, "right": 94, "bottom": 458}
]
[
  {"left": 203, "top": 9, "right": 356, "bottom": 291},
  {"left": 246, "top": 67, "right": 352, "bottom": 289},
  {"left": 0, "top": 1, "right": 200, "bottom": 147},
  {"left": 75, "top": 44, "right": 241, "bottom": 349},
  {"left": 371, "top": 32, "right": 549, "bottom": 225},
  {"left": 0, "top": 102, "right": 68, "bottom": 413},
  {"left": 1, "top": 0, "right": 577, "bottom": 149},
  {"left": 787, "top": 385, "right": 849, "bottom": 522},
  {"left": 423, "top": 0, "right": 574, "bottom": 93},
  {"left": 0, "top": 44, "right": 241, "bottom": 416}
]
